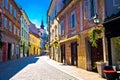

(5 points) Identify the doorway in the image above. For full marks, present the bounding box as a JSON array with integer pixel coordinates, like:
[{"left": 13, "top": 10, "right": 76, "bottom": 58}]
[
  {"left": 8, "top": 43, "right": 12, "bottom": 60},
  {"left": 71, "top": 42, "right": 78, "bottom": 66},
  {"left": 90, "top": 39, "right": 103, "bottom": 72},
  {"left": 60, "top": 44, "right": 65, "bottom": 63}
]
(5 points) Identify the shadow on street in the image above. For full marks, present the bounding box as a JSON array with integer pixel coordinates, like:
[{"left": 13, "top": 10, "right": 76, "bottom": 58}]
[{"left": 0, "top": 56, "right": 39, "bottom": 80}]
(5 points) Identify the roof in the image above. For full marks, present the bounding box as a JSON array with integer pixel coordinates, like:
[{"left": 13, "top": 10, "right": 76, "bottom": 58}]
[
  {"left": 47, "top": 0, "right": 56, "bottom": 16},
  {"left": 29, "top": 31, "right": 40, "bottom": 38},
  {"left": 55, "top": 0, "right": 73, "bottom": 19},
  {"left": 21, "top": 10, "right": 30, "bottom": 25}
]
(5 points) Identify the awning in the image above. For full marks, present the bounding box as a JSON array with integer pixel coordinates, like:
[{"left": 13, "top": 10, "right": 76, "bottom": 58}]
[
  {"left": 59, "top": 35, "right": 80, "bottom": 43},
  {"left": 103, "top": 16, "right": 120, "bottom": 38}
]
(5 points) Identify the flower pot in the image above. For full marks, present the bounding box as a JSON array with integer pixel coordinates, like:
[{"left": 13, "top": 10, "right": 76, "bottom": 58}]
[{"left": 96, "top": 62, "right": 106, "bottom": 77}]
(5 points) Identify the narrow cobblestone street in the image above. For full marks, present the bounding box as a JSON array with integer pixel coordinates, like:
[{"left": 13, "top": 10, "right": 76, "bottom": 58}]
[{"left": 0, "top": 56, "right": 78, "bottom": 80}]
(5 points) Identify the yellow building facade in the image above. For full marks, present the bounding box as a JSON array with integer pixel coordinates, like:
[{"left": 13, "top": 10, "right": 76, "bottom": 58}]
[
  {"left": 49, "top": 20, "right": 59, "bottom": 61},
  {"left": 29, "top": 32, "right": 40, "bottom": 55}
]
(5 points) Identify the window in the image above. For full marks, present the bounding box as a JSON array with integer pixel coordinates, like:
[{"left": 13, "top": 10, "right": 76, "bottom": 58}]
[
  {"left": 55, "top": 26, "right": 57, "bottom": 37},
  {"left": 89, "top": 0, "right": 97, "bottom": 18},
  {"left": 21, "top": 28, "right": 23, "bottom": 36},
  {"left": 60, "top": 21, "right": 64, "bottom": 35},
  {"left": 4, "top": 17, "right": 7, "bottom": 28},
  {"left": 14, "top": 25, "right": 16, "bottom": 35},
  {"left": 4, "top": 0, "right": 8, "bottom": 9},
  {"left": 9, "top": 21, "right": 12, "bottom": 32},
  {"left": 52, "top": 30, "right": 54, "bottom": 40},
  {"left": 113, "top": 0, "right": 120, "bottom": 6},
  {"left": 111, "top": 37, "right": 120, "bottom": 69},
  {"left": 90, "top": 0, "right": 95, "bottom": 17},
  {"left": 10, "top": 4, "right": 12, "bottom": 14},
  {"left": 14, "top": 9, "right": 17, "bottom": 18},
  {"left": 17, "top": 28, "right": 19, "bottom": 36},
  {"left": 17, "top": 29, "right": 20, "bottom": 36},
  {"left": 71, "top": 11, "right": 76, "bottom": 29}
]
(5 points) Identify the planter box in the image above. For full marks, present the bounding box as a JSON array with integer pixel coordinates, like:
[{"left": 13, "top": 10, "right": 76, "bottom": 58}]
[{"left": 96, "top": 62, "right": 106, "bottom": 77}]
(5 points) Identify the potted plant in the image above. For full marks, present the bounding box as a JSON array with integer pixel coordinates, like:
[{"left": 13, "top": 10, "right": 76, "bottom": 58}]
[{"left": 96, "top": 61, "right": 106, "bottom": 78}]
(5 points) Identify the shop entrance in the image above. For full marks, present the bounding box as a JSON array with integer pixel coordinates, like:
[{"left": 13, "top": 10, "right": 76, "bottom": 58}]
[{"left": 71, "top": 42, "right": 78, "bottom": 66}]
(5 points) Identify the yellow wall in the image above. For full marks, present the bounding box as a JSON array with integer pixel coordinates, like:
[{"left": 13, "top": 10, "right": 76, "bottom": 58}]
[
  {"left": 29, "top": 33, "right": 40, "bottom": 55},
  {"left": 50, "top": 20, "right": 59, "bottom": 42}
]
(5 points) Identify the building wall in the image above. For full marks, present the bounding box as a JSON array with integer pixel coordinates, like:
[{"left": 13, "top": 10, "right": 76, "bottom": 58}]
[
  {"left": 48, "top": 0, "right": 62, "bottom": 61},
  {"left": 54, "top": 0, "right": 106, "bottom": 70},
  {"left": 0, "top": 0, "right": 21, "bottom": 61},
  {"left": 81, "top": 0, "right": 106, "bottom": 70},
  {"left": 58, "top": 0, "right": 84, "bottom": 67},
  {"left": 29, "top": 33, "right": 40, "bottom": 55},
  {"left": 20, "top": 10, "right": 29, "bottom": 57},
  {"left": 105, "top": 0, "right": 120, "bottom": 17}
]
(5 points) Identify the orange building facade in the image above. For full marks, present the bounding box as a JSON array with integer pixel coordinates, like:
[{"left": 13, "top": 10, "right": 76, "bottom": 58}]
[
  {"left": 0, "top": 0, "right": 21, "bottom": 62},
  {"left": 48, "top": 0, "right": 108, "bottom": 72}
]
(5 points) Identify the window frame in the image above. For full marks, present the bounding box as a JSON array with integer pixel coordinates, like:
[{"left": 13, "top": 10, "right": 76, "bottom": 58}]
[
  {"left": 71, "top": 11, "right": 76, "bottom": 29},
  {"left": 4, "top": 17, "right": 8, "bottom": 28},
  {"left": 60, "top": 20, "right": 64, "bottom": 35},
  {"left": 14, "top": 25, "right": 16, "bottom": 35},
  {"left": 4, "top": 0, "right": 8, "bottom": 9},
  {"left": 14, "top": 9, "right": 17, "bottom": 18},
  {"left": 88, "top": 0, "right": 98, "bottom": 19},
  {"left": 113, "top": 0, "right": 120, "bottom": 6},
  {"left": 9, "top": 21, "right": 12, "bottom": 32},
  {"left": 10, "top": 4, "right": 13, "bottom": 14}
]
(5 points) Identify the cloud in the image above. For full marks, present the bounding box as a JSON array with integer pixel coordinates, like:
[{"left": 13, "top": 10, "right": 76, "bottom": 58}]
[{"left": 31, "top": 19, "right": 40, "bottom": 28}]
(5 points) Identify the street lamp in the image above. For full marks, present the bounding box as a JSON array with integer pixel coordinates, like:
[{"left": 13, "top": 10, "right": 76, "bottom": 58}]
[
  {"left": 93, "top": 13, "right": 100, "bottom": 25},
  {"left": 56, "top": 17, "right": 60, "bottom": 23}
]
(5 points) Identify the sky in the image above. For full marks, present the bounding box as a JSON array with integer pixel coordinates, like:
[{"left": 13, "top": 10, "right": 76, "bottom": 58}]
[{"left": 15, "top": 0, "right": 51, "bottom": 28}]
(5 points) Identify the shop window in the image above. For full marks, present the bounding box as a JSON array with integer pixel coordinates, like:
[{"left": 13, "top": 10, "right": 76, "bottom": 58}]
[
  {"left": 113, "top": 0, "right": 120, "bottom": 6},
  {"left": 111, "top": 37, "right": 120, "bottom": 69}
]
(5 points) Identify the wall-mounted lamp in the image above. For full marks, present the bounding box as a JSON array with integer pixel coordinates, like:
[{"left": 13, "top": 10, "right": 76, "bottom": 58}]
[
  {"left": 93, "top": 13, "right": 100, "bottom": 25},
  {"left": 56, "top": 17, "right": 60, "bottom": 23}
]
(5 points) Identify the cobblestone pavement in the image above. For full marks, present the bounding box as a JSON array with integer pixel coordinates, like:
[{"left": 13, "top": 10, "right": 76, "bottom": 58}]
[{"left": 0, "top": 56, "right": 79, "bottom": 80}]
